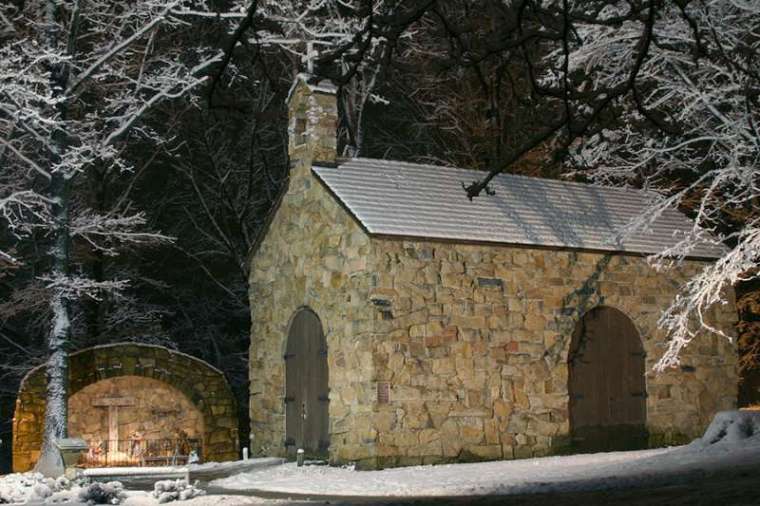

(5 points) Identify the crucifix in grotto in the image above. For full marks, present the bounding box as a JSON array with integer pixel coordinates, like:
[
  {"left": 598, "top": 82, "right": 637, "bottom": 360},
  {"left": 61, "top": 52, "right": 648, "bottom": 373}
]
[{"left": 92, "top": 396, "right": 136, "bottom": 445}]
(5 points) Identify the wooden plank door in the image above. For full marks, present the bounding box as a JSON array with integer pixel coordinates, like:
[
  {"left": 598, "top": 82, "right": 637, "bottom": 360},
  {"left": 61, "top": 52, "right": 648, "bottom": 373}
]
[
  {"left": 568, "top": 306, "right": 647, "bottom": 452},
  {"left": 284, "top": 311, "right": 305, "bottom": 457},
  {"left": 285, "top": 309, "right": 329, "bottom": 459}
]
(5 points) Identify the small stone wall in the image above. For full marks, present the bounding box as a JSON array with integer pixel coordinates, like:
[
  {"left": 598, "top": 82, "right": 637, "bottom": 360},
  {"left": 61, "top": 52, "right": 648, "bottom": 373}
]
[{"left": 13, "top": 344, "right": 238, "bottom": 472}]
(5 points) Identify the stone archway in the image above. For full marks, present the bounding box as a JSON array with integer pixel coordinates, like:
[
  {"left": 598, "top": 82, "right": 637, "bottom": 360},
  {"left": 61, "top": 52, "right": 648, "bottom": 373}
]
[
  {"left": 568, "top": 306, "right": 647, "bottom": 452},
  {"left": 13, "top": 343, "right": 238, "bottom": 472}
]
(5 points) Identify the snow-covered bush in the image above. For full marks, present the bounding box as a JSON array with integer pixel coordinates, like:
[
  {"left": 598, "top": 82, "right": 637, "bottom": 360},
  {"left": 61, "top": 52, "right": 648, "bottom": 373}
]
[
  {"left": 78, "top": 481, "right": 126, "bottom": 505},
  {"left": 0, "top": 472, "right": 72, "bottom": 504},
  {"left": 151, "top": 479, "right": 205, "bottom": 503},
  {"left": 691, "top": 410, "right": 760, "bottom": 449}
]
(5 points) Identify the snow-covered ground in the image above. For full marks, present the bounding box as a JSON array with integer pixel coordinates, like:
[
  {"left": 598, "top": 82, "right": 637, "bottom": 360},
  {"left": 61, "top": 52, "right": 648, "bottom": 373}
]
[
  {"left": 212, "top": 410, "right": 760, "bottom": 499},
  {"left": 0, "top": 459, "right": 287, "bottom": 505},
  {"left": 122, "top": 494, "right": 287, "bottom": 506},
  {"left": 3, "top": 411, "right": 758, "bottom": 504}
]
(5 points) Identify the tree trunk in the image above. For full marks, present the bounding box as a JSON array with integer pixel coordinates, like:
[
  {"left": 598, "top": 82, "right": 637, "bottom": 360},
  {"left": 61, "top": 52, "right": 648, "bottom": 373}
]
[
  {"left": 35, "top": 0, "right": 72, "bottom": 478},
  {"left": 34, "top": 172, "right": 71, "bottom": 477}
]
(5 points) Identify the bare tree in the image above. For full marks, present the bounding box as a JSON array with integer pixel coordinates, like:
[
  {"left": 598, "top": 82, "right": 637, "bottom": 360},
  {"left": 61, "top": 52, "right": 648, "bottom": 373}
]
[{"left": 0, "top": 0, "right": 221, "bottom": 475}]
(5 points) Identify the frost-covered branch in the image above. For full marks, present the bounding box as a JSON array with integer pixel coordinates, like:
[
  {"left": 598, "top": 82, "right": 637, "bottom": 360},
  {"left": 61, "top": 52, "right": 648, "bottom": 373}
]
[
  {"left": 657, "top": 223, "right": 760, "bottom": 369},
  {"left": 66, "top": 1, "right": 184, "bottom": 96},
  {"left": 71, "top": 210, "right": 174, "bottom": 256},
  {"left": 40, "top": 274, "right": 131, "bottom": 302},
  {"left": 0, "top": 190, "right": 52, "bottom": 231},
  {"left": 0, "top": 138, "right": 52, "bottom": 180},
  {"left": 551, "top": 1, "right": 760, "bottom": 370}
]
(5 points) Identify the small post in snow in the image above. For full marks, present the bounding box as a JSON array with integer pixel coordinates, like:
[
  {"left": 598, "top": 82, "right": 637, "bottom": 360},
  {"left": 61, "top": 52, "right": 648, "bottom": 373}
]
[{"left": 296, "top": 448, "right": 305, "bottom": 467}]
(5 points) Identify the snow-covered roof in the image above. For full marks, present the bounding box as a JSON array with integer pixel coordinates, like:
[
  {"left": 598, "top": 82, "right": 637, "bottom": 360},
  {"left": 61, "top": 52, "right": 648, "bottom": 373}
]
[{"left": 312, "top": 158, "right": 724, "bottom": 259}]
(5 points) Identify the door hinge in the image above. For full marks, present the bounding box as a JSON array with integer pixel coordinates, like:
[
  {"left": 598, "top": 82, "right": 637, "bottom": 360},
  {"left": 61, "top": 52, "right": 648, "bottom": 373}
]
[
  {"left": 283, "top": 396, "right": 295, "bottom": 403},
  {"left": 318, "top": 394, "right": 330, "bottom": 402},
  {"left": 631, "top": 392, "right": 648, "bottom": 398},
  {"left": 284, "top": 353, "right": 295, "bottom": 360},
  {"left": 284, "top": 437, "right": 296, "bottom": 447}
]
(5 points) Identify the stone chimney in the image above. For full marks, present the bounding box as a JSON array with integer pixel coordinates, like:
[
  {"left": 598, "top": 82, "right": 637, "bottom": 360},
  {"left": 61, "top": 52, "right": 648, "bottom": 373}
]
[{"left": 287, "top": 74, "right": 338, "bottom": 170}]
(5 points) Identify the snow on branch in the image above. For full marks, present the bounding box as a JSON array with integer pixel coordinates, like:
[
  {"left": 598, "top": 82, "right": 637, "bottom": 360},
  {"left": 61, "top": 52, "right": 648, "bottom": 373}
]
[
  {"left": 0, "top": 189, "right": 52, "bottom": 263},
  {"left": 657, "top": 222, "right": 760, "bottom": 370},
  {"left": 40, "top": 274, "right": 130, "bottom": 302},
  {"left": 102, "top": 56, "right": 221, "bottom": 147},
  {"left": 0, "top": 189, "right": 52, "bottom": 232},
  {"left": 66, "top": 0, "right": 184, "bottom": 96},
  {"left": 0, "top": 137, "right": 52, "bottom": 180},
  {"left": 547, "top": 0, "right": 760, "bottom": 369},
  {"left": 71, "top": 209, "right": 174, "bottom": 256}
]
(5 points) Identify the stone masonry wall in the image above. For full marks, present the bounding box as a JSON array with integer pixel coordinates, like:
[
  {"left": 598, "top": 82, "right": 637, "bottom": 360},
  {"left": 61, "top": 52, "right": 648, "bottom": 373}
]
[
  {"left": 366, "top": 240, "right": 738, "bottom": 466},
  {"left": 248, "top": 78, "right": 377, "bottom": 465},
  {"left": 13, "top": 344, "right": 238, "bottom": 472}
]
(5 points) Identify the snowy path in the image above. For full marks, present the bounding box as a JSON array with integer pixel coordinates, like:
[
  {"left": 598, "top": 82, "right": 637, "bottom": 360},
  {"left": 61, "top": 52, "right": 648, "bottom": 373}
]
[
  {"left": 210, "top": 415, "right": 760, "bottom": 500},
  {"left": 212, "top": 448, "right": 674, "bottom": 497}
]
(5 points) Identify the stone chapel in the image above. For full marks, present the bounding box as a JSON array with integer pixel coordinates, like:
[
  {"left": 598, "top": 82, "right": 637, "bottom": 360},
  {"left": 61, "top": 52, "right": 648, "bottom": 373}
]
[{"left": 247, "top": 74, "right": 738, "bottom": 469}]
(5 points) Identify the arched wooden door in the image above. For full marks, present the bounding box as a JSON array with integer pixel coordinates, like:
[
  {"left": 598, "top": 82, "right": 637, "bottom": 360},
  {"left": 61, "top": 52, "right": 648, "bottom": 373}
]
[
  {"left": 284, "top": 309, "right": 329, "bottom": 459},
  {"left": 568, "top": 306, "right": 647, "bottom": 452}
]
